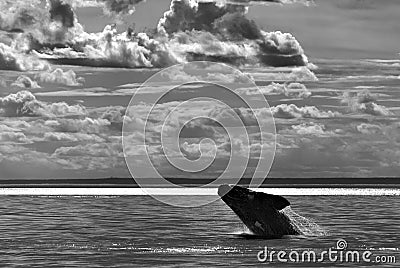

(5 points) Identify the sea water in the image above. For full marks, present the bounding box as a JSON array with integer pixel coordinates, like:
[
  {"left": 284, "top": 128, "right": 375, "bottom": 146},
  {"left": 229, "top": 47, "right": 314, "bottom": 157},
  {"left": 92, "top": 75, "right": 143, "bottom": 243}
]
[{"left": 0, "top": 192, "right": 399, "bottom": 267}]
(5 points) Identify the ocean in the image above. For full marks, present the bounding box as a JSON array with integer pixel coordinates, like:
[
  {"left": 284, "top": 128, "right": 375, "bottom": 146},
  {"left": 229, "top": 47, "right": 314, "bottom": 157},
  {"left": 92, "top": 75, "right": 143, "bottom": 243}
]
[{"left": 1, "top": 192, "right": 399, "bottom": 267}]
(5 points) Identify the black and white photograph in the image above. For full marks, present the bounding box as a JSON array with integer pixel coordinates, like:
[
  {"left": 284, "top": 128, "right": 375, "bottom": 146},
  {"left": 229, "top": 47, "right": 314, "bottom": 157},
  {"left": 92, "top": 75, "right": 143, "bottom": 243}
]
[{"left": 0, "top": 0, "right": 399, "bottom": 266}]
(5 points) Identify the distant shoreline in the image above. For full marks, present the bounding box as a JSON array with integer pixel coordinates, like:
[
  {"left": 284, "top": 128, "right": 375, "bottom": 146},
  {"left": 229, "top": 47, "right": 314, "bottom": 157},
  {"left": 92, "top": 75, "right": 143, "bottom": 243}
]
[{"left": 0, "top": 178, "right": 399, "bottom": 188}]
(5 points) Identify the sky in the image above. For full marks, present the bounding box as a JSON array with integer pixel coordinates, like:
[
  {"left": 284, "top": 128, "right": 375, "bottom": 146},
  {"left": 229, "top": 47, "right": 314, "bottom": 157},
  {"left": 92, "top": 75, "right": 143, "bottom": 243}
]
[
  {"left": 0, "top": 0, "right": 399, "bottom": 181},
  {"left": 76, "top": 0, "right": 400, "bottom": 60}
]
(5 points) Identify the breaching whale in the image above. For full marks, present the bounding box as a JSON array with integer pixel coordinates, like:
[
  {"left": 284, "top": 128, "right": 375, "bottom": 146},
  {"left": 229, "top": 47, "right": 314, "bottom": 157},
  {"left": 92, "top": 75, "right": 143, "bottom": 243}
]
[{"left": 218, "top": 184, "right": 300, "bottom": 238}]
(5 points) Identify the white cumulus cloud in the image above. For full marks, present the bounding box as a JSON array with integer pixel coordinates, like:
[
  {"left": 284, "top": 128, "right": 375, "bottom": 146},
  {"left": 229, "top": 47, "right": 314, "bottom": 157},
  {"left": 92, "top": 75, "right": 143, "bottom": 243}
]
[
  {"left": 11, "top": 75, "right": 41, "bottom": 89},
  {"left": 35, "top": 68, "right": 84, "bottom": 86},
  {"left": 0, "top": 90, "right": 86, "bottom": 117},
  {"left": 272, "top": 104, "right": 339, "bottom": 119}
]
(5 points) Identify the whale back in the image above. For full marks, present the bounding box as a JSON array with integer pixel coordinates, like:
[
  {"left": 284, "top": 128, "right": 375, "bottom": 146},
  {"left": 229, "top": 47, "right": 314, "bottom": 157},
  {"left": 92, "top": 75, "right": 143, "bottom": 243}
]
[
  {"left": 257, "top": 191, "right": 291, "bottom": 211},
  {"left": 218, "top": 185, "right": 299, "bottom": 238}
]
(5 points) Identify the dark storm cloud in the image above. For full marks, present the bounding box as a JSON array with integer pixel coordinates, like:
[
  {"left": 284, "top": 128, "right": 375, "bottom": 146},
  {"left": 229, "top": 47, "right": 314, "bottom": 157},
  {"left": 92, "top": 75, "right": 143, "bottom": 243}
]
[{"left": 158, "top": 0, "right": 260, "bottom": 39}]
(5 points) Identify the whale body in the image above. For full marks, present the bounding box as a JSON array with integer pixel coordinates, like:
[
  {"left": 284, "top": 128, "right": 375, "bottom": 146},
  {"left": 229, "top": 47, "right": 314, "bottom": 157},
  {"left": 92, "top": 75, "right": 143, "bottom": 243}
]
[{"left": 218, "top": 184, "right": 300, "bottom": 238}]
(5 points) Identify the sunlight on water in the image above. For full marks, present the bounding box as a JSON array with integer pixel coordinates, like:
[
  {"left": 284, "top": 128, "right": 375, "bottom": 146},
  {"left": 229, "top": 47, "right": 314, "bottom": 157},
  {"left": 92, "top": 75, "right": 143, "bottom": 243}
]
[
  {"left": 144, "top": 246, "right": 241, "bottom": 254},
  {"left": 1, "top": 187, "right": 400, "bottom": 195},
  {"left": 51, "top": 243, "right": 242, "bottom": 254},
  {"left": 283, "top": 207, "right": 328, "bottom": 237}
]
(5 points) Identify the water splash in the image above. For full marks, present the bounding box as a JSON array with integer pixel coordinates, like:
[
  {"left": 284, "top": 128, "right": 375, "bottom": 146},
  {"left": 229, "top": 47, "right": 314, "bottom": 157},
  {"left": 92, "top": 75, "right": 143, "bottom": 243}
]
[
  {"left": 231, "top": 208, "right": 327, "bottom": 237},
  {"left": 231, "top": 222, "right": 254, "bottom": 236},
  {"left": 283, "top": 206, "right": 327, "bottom": 236}
]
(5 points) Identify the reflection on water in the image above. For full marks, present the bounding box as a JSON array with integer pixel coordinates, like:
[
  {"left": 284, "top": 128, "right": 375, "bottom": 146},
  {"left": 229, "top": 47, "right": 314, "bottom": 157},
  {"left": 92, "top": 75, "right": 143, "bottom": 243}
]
[{"left": 0, "top": 194, "right": 399, "bottom": 267}]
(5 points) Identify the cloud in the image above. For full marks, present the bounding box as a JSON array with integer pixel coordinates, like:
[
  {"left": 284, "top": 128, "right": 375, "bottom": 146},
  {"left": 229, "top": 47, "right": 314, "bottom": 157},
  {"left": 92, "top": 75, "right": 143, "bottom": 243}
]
[
  {"left": 170, "top": 29, "right": 308, "bottom": 66},
  {"left": 72, "top": 0, "right": 145, "bottom": 17},
  {"left": 230, "top": 0, "right": 313, "bottom": 5},
  {"left": 122, "top": 99, "right": 274, "bottom": 174},
  {"left": 0, "top": 90, "right": 86, "bottom": 117},
  {"left": 341, "top": 89, "right": 392, "bottom": 116},
  {"left": 0, "top": 43, "right": 50, "bottom": 71},
  {"left": 49, "top": 0, "right": 75, "bottom": 28},
  {"left": 357, "top": 102, "right": 391, "bottom": 116},
  {"left": 53, "top": 142, "right": 123, "bottom": 157},
  {"left": 159, "top": 65, "right": 200, "bottom": 82},
  {"left": 0, "top": 131, "right": 30, "bottom": 143},
  {"left": 35, "top": 68, "right": 84, "bottom": 86},
  {"left": 0, "top": 0, "right": 85, "bottom": 47},
  {"left": 0, "top": 0, "right": 46, "bottom": 32},
  {"left": 160, "top": 64, "right": 252, "bottom": 83},
  {"left": 280, "top": 122, "right": 334, "bottom": 136},
  {"left": 180, "top": 140, "right": 218, "bottom": 159},
  {"left": 42, "top": 132, "right": 104, "bottom": 142},
  {"left": 0, "top": 101, "right": 134, "bottom": 176},
  {"left": 35, "top": 87, "right": 113, "bottom": 97},
  {"left": 0, "top": 142, "right": 125, "bottom": 174},
  {"left": 98, "top": 0, "right": 145, "bottom": 16},
  {"left": 11, "top": 75, "right": 41, "bottom": 89},
  {"left": 157, "top": 0, "right": 308, "bottom": 37},
  {"left": 168, "top": 30, "right": 258, "bottom": 64},
  {"left": 280, "top": 83, "right": 311, "bottom": 98},
  {"left": 0, "top": 0, "right": 314, "bottom": 69},
  {"left": 98, "top": 106, "right": 126, "bottom": 124},
  {"left": 258, "top": 31, "right": 307, "bottom": 66},
  {"left": 0, "top": 144, "right": 66, "bottom": 170},
  {"left": 179, "top": 120, "right": 221, "bottom": 139},
  {"left": 271, "top": 104, "right": 339, "bottom": 119},
  {"left": 210, "top": 106, "right": 262, "bottom": 126},
  {"left": 346, "top": 89, "right": 377, "bottom": 103},
  {"left": 214, "top": 12, "right": 262, "bottom": 40},
  {"left": 10, "top": 0, "right": 309, "bottom": 69},
  {"left": 0, "top": 124, "right": 22, "bottom": 132},
  {"left": 158, "top": 0, "right": 226, "bottom": 35},
  {"left": 124, "top": 99, "right": 275, "bottom": 134},
  {"left": 239, "top": 82, "right": 311, "bottom": 98},
  {"left": 356, "top": 123, "right": 382, "bottom": 134},
  {"left": 45, "top": 117, "right": 110, "bottom": 133},
  {"left": 0, "top": 91, "right": 37, "bottom": 117},
  {"left": 76, "top": 26, "right": 180, "bottom": 68},
  {"left": 1, "top": 120, "right": 31, "bottom": 131},
  {"left": 248, "top": 66, "right": 318, "bottom": 81},
  {"left": 289, "top": 66, "right": 318, "bottom": 81}
]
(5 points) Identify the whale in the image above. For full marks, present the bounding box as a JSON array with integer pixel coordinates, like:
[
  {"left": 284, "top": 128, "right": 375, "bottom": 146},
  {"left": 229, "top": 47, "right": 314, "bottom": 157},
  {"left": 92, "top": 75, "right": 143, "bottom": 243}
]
[{"left": 218, "top": 184, "right": 300, "bottom": 238}]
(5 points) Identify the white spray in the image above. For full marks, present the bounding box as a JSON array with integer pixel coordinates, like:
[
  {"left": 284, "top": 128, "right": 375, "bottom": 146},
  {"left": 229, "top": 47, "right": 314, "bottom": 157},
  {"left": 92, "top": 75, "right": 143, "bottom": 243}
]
[{"left": 282, "top": 206, "right": 327, "bottom": 236}]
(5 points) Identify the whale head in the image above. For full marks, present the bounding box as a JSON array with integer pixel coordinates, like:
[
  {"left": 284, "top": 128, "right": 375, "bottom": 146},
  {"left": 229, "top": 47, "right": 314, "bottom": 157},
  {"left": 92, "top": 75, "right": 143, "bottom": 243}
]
[{"left": 218, "top": 184, "right": 299, "bottom": 238}]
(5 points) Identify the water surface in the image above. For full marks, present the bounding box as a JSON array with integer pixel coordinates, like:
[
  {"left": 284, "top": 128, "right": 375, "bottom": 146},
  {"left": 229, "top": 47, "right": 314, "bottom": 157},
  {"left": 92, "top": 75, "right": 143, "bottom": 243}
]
[{"left": 0, "top": 194, "right": 399, "bottom": 267}]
